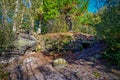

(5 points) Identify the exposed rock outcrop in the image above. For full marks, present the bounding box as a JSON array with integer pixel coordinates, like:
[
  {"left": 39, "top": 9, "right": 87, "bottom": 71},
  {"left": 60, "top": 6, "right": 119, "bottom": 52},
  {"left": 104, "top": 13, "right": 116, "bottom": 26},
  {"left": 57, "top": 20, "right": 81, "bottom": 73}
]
[
  {"left": 14, "top": 33, "right": 37, "bottom": 55},
  {"left": 35, "top": 32, "right": 94, "bottom": 54}
]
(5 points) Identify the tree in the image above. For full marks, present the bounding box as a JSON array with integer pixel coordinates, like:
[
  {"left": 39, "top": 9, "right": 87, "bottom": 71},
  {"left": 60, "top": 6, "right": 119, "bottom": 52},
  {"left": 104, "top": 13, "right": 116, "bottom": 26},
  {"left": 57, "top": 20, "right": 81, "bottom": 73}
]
[
  {"left": 35, "top": 0, "right": 88, "bottom": 33},
  {"left": 0, "top": 0, "right": 15, "bottom": 50},
  {"left": 94, "top": 1, "right": 120, "bottom": 68},
  {"left": 31, "top": 0, "right": 43, "bottom": 34},
  {"left": 56, "top": 0, "right": 88, "bottom": 32},
  {"left": 13, "top": 0, "right": 19, "bottom": 32}
]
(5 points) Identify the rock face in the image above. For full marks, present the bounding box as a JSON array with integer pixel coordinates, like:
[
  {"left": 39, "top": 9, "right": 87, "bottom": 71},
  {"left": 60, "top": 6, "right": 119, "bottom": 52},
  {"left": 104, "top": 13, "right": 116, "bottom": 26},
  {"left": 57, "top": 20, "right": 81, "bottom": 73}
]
[
  {"left": 23, "top": 57, "right": 38, "bottom": 64},
  {"left": 36, "top": 32, "right": 94, "bottom": 54},
  {"left": 2, "top": 32, "right": 120, "bottom": 80},
  {"left": 14, "top": 33, "right": 37, "bottom": 55},
  {"left": 8, "top": 53, "right": 120, "bottom": 80},
  {"left": 5, "top": 36, "right": 120, "bottom": 80}
]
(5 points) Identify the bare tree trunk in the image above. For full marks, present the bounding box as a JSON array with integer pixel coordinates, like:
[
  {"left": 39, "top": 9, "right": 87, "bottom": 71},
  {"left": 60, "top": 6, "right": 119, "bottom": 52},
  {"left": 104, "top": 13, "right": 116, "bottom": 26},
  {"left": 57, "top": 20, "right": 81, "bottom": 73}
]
[
  {"left": 37, "top": 21, "right": 41, "bottom": 34},
  {"left": 25, "top": 0, "right": 35, "bottom": 33},
  {"left": 19, "top": 8, "right": 25, "bottom": 29},
  {"left": 37, "top": 14, "right": 42, "bottom": 34},
  {"left": 28, "top": 0, "right": 34, "bottom": 28},
  {"left": 31, "top": 17, "right": 34, "bottom": 30},
  {"left": 65, "top": 15, "right": 72, "bottom": 32},
  {"left": 29, "top": 10, "right": 35, "bottom": 34},
  {"left": 13, "top": 0, "right": 19, "bottom": 32}
]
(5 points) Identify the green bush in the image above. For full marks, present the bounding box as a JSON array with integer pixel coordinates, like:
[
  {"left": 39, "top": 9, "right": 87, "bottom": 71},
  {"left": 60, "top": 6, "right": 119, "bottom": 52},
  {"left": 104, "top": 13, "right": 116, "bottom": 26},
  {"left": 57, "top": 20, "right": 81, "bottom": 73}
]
[
  {"left": 0, "top": 27, "right": 15, "bottom": 51},
  {"left": 47, "top": 15, "right": 67, "bottom": 33},
  {"left": 94, "top": 2, "right": 120, "bottom": 68},
  {"left": 46, "top": 13, "right": 96, "bottom": 35},
  {"left": 0, "top": 64, "right": 9, "bottom": 80},
  {"left": 44, "top": 35, "right": 73, "bottom": 53},
  {"left": 72, "top": 12, "right": 97, "bottom": 35}
]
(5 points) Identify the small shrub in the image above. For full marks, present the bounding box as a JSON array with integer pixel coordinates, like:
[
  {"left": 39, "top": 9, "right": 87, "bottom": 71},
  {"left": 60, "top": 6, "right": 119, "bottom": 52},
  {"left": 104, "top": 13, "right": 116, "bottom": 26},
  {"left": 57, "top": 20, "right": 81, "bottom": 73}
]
[
  {"left": 0, "top": 64, "right": 9, "bottom": 80},
  {"left": 93, "top": 71, "right": 100, "bottom": 78},
  {"left": 44, "top": 35, "right": 74, "bottom": 53},
  {"left": 0, "top": 27, "right": 15, "bottom": 51}
]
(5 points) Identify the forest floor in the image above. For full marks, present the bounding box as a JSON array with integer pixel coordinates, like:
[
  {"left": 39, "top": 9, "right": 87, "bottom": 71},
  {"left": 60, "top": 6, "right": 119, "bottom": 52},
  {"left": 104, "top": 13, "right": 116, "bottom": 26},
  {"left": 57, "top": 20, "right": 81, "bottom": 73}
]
[{"left": 1, "top": 32, "right": 120, "bottom": 80}]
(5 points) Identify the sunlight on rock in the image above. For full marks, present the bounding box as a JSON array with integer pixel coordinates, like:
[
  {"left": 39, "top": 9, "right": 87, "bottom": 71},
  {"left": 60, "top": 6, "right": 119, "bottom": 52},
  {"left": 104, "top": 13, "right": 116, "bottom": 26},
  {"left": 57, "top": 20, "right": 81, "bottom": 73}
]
[
  {"left": 53, "top": 58, "right": 68, "bottom": 67},
  {"left": 23, "top": 57, "right": 37, "bottom": 64}
]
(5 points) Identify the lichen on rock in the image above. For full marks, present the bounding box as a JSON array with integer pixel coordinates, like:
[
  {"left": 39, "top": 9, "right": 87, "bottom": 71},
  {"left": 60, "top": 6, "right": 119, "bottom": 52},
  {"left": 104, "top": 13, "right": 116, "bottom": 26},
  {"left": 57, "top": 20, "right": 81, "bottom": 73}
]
[{"left": 53, "top": 58, "right": 68, "bottom": 67}]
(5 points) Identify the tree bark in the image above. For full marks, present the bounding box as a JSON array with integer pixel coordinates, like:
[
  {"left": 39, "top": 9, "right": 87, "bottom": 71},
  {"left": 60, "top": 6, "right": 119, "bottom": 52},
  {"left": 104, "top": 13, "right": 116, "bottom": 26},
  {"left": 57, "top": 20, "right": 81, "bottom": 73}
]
[
  {"left": 37, "top": 14, "right": 43, "bottom": 34},
  {"left": 65, "top": 15, "right": 72, "bottom": 32},
  {"left": 13, "top": 0, "right": 19, "bottom": 32}
]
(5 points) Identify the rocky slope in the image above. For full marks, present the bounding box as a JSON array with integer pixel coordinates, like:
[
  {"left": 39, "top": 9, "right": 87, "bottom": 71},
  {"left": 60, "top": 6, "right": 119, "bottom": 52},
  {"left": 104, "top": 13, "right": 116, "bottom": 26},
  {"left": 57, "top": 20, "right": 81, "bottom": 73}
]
[{"left": 1, "top": 32, "right": 120, "bottom": 80}]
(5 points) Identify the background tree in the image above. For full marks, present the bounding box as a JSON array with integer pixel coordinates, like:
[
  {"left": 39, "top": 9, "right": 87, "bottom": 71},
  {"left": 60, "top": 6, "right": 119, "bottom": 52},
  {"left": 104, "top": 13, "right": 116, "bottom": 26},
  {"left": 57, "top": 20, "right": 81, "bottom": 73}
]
[
  {"left": 31, "top": 0, "right": 43, "bottom": 34},
  {"left": 0, "top": 0, "right": 15, "bottom": 50},
  {"left": 56, "top": 0, "right": 89, "bottom": 32},
  {"left": 35, "top": 0, "right": 89, "bottom": 33},
  {"left": 94, "top": 1, "right": 120, "bottom": 68}
]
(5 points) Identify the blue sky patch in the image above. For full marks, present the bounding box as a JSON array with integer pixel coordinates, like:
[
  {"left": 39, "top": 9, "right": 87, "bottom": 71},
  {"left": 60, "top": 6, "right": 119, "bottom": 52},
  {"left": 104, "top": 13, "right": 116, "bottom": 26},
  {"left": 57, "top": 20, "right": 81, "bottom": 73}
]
[{"left": 88, "top": 0, "right": 107, "bottom": 13}]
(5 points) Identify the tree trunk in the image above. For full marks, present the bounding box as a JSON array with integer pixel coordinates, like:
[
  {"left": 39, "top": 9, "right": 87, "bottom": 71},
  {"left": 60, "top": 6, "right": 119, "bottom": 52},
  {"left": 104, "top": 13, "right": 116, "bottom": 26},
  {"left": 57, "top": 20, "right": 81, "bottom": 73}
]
[
  {"left": 13, "top": 0, "right": 19, "bottom": 32},
  {"left": 37, "top": 21, "right": 41, "bottom": 34},
  {"left": 65, "top": 15, "right": 72, "bottom": 32},
  {"left": 28, "top": 0, "right": 34, "bottom": 31},
  {"left": 19, "top": 8, "right": 25, "bottom": 29},
  {"left": 37, "top": 14, "right": 43, "bottom": 34}
]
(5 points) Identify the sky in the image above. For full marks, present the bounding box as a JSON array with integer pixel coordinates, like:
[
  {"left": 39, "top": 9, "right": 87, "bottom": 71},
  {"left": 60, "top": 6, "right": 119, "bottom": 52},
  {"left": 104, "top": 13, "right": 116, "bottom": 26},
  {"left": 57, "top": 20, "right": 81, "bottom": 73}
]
[{"left": 88, "top": 0, "right": 107, "bottom": 13}]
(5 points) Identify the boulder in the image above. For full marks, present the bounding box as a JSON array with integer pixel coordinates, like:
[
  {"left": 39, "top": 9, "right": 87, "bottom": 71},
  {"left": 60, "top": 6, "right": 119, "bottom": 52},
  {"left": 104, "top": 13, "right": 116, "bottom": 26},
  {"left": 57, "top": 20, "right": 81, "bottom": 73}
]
[
  {"left": 14, "top": 33, "right": 37, "bottom": 55},
  {"left": 53, "top": 58, "right": 68, "bottom": 67}
]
